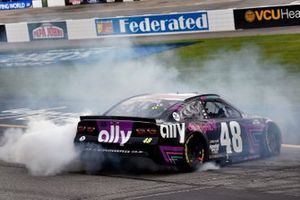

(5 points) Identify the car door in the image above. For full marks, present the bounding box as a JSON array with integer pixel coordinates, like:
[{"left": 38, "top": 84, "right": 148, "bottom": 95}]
[{"left": 201, "top": 98, "right": 250, "bottom": 161}]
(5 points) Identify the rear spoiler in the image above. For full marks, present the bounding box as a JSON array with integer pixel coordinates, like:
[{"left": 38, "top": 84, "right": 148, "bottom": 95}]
[{"left": 79, "top": 115, "right": 157, "bottom": 123}]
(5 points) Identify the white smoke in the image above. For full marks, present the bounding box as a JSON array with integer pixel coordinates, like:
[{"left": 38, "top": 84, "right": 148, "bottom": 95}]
[
  {"left": 187, "top": 46, "right": 299, "bottom": 144},
  {"left": 198, "top": 162, "right": 220, "bottom": 171},
  {"left": 0, "top": 118, "right": 78, "bottom": 176}
]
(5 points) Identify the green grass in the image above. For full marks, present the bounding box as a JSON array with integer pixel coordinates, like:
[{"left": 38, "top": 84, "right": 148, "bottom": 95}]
[{"left": 153, "top": 34, "right": 300, "bottom": 72}]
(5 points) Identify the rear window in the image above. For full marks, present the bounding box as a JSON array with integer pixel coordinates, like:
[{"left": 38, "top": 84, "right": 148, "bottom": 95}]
[{"left": 105, "top": 97, "right": 179, "bottom": 118}]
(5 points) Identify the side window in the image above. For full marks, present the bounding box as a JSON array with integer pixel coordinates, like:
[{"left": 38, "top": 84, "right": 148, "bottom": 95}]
[
  {"left": 225, "top": 105, "right": 242, "bottom": 118},
  {"left": 204, "top": 101, "right": 226, "bottom": 118},
  {"left": 203, "top": 100, "right": 241, "bottom": 119},
  {"left": 180, "top": 100, "right": 203, "bottom": 120}
]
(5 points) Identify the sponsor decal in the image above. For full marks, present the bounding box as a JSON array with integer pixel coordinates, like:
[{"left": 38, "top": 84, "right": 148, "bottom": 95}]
[
  {"left": 234, "top": 5, "right": 300, "bottom": 29},
  {"left": 159, "top": 146, "right": 184, "bottom": 164},
  {"left": 252, "top": 119, "right": 261, "bottom": 125},
  {"left": 244, "top": 8, "right": 300, "bottom": 22},
  {"left": 85, "top": 147, "right": 144, "bottom": 154},
  {"left": 79, "top": 136, "right": 86, "bottom": 142},
  {"left": 209, "top": 140, "right": 220, "bottom": 154},
  {"left": 27, "top": 22, "right": 68, "bottom": 41},
  {"left": 0, "top": 0, "right": 32, "bottom": 10},
  {"left": 33, "top": 24, "right": 64, "bottom": 39},
  {"left": 172, "top": 112, "right": 181, "bottom": 122},
  {"left": 95, "top": 11, "right": 209, "bottom": 36},
  {"left": 188, "top": 120, "right": 217, "bottom": 134},
  {"left": 160, "top": 123, "right": 185, "bottom": 144},
  {"left": 96, "top": 20, "right": 114, "bottom": 34},
  {"left": 143, "top": 138, "right": 153, "bottom": 144},
  {"left": 97, "top": 121, "right": 133, "bottom": 145},
  {"left": 244, "top": 10, "right": 256, "bottom": 23}
]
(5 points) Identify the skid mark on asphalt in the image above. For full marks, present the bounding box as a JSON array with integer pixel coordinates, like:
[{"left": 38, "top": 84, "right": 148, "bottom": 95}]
[
  {"left": 100, "top": 173, "right": 221, "bottom": 188},
  {"left": 122, "top": 186, "right": 216, "bottom": 200}
]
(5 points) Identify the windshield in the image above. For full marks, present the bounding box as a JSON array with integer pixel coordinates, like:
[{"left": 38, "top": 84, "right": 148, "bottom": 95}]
[{"left": 105, "top": 97, "right": 180, "bottom": 118}]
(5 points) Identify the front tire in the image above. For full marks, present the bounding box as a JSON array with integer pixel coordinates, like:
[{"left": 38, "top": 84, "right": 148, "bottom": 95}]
[
  {"left": 181, "top": 133, "right": 207, "bottom": 172},
  {"left": 262, "top": 123, "right": 281, "bottom": 157}
]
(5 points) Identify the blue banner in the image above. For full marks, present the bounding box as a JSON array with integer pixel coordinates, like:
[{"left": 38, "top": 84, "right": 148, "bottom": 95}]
[
  {"left": 95, "top": 12, "right": 209, "bottom": 36},
  {"left": 0, "top": 0, "right": 32, "bottom": 11}
]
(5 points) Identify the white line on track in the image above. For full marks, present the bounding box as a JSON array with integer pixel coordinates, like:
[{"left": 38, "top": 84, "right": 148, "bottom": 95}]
[
  {"left": 291, "top": 1, "right": 300, "bottom": 4},
  {"left": 0, "top": 124, "right": 27, "bottom": 129},
  {"left": 281, "top": 144, "right": 300, "bottom": 149}
]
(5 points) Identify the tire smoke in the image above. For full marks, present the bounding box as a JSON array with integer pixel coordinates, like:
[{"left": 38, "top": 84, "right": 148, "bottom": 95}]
[
  {"left": 0, "top": 118, "right": 79, "bottom": 176},
  {"left": 198, "top": 162, "right": 220, "bottom": 171}
]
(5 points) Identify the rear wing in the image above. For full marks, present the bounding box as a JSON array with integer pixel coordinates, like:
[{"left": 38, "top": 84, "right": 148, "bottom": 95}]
[{"left": 79, "top": 115, "right": 156, "bottom": 124}]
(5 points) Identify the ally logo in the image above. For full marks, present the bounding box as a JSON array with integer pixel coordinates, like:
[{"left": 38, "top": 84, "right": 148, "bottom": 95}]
[
  {"left": 160, "top": 123, "right": 186, "bottom": 144},
  {"left": 98, "top": 123, "right": 132, "bottom": 145}
]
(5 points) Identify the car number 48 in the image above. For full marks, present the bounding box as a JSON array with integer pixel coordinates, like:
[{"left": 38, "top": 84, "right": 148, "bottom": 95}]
[{"left": 220, "top": 121, "right": 243, "bottom": 153}]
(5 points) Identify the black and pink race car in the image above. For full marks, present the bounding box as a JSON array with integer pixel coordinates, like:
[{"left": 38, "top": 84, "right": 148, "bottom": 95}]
[{"left": 74, "top": 93, "right": 281, "bottom": 171}]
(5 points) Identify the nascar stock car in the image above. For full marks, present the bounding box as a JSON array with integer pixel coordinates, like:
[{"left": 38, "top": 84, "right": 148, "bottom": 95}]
[{"left": 74, "top": 93, "right": 282, "bottom": 171}]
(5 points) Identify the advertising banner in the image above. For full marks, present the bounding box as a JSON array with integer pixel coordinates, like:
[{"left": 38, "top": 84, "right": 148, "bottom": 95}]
[
  {"left": 27, "top": 21, "right": 68, "bottom": 41},
  {"left": 0, "top": 0, "right": 32, "bottom": 10},
  {"left": 234, "top": 5, "right": 300, "bottom": 29},
  {"left": 0, "top": 25, "right": 7, "bottom": 42},
  {"left": 95, "top": 12, "right": 209, "bottom": 36}
]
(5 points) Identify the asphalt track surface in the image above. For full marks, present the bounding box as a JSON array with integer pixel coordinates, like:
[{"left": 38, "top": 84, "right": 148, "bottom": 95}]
[
  {"left": 0, "top": 0, "right": 300, "bottom": 200},
  {"left": 0, "top": 146, "right": 299, "bottom": 200}
]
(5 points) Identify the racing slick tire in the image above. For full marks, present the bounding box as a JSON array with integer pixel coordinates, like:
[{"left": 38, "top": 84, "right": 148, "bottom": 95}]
[
  {"left": 181, "top": 133, "right": 207, "bottom": 172},
  {"left": 262, "top": 123, "right": 281, "bottom": 157}
]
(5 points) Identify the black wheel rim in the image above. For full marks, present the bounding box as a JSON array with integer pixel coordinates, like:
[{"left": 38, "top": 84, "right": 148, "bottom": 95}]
[{"left": 266, "top": 131, "right": 277, "bottom": 153}]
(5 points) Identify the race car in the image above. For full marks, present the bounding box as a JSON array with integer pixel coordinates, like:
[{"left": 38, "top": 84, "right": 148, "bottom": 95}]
[{"left": 74, "top": 93, "right": 282, "bottom": 171}]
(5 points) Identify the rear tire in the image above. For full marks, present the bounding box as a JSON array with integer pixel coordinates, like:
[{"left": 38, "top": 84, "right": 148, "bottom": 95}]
[{"left": 181, "top": 133, "right": 207, "bottom": 172}]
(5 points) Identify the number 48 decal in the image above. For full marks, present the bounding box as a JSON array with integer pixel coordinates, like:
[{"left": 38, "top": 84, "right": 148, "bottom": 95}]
[{"left": 220, "top": 121, "right": 243, "bottom": 153}]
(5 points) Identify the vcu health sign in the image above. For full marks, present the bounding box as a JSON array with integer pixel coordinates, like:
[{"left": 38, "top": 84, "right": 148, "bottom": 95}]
[
  {"left": 95, "top": 12, "right": 209, "bottom": 36},
  {"left": 234, "top": 5, "right": 300, "bottom": 29}
]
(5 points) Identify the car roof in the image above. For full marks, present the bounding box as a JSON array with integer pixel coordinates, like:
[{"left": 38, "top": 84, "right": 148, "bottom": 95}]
[{"left": 129, "top": 93, "right": 220, "bottom": 101}]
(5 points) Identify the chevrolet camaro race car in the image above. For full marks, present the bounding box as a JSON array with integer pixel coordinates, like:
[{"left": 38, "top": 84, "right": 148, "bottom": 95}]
[{"left": 74, "top": 93, "right": 282, "bottom": 171}]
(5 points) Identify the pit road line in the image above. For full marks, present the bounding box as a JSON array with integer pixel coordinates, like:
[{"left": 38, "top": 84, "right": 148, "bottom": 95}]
[
  {"left": 0, "top": 124, "right": 27, "bottom": 129},
  {"left": 281, "top": 144, "right": 300, "bottom": 149}
]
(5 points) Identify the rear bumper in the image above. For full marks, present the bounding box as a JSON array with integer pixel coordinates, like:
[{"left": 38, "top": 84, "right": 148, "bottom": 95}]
[
  {"left": 74, "top": 142, "right": 185, "bottom": 167},
  {"left": 75, "top": 142, "right": 166, "bottom": 165}
]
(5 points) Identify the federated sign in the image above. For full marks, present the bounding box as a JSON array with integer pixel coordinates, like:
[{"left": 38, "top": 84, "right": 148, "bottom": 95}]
[
  {"left": 0, "top": 0, "right": 32, "bottom": 10},
  {"left": 27, "top": 22, "right": 68, "bottom": 41},
  {"left": 95, "top": 12, "right": 209, "bottom": 36},
  {"left": 234, "top": 5, "right": 300, "bottom": 29}
]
